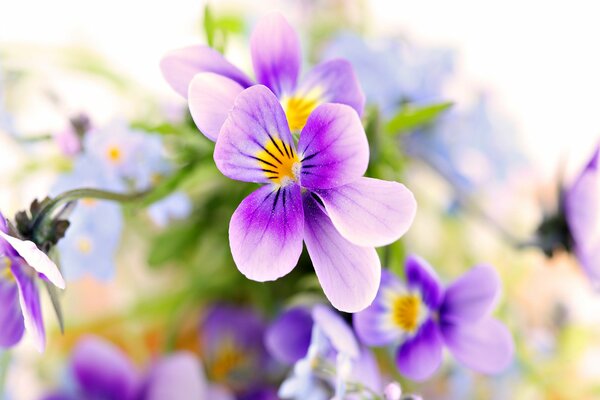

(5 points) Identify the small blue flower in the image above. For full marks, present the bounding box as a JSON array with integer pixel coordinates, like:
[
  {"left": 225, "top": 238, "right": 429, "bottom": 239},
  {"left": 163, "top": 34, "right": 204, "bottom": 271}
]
[{"left": 148, "top": 192, "right": 192, "bottom": 228}]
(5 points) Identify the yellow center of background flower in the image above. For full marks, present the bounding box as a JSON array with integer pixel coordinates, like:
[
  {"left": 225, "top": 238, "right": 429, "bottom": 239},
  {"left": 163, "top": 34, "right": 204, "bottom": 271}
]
[
  {"left": 107, "top": 146, "right": 122, "bottom": 163},
  {"left": 392, "top": 294, "right": 422, "bottom": 333},
  {"left": 255, "top": 137, "right": 300, "bottom": 185},
  {"left": 209, "top": 339, "right": 248, "bottom": 382},
  {"left": 281, "top": 90, "right": 322, "bottom": 131},
  {"left": 77, "top": 237, "right": 93, "bottom": 254}
]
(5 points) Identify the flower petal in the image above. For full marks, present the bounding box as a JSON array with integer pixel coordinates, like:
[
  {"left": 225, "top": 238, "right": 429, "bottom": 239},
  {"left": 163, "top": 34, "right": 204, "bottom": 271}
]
[
  {"left": 314, "top": 177, "right": 416, "bottom": 247},
  {"left": 353, "top": 270, "right": 404, "bottom": 346},
  {"left": 298, "top": 104, "right": 369, "bottom": 190},
  {"left": 144, "top": 353, "right": 207, "bottom": 400},
  {"left": 265, "top": 307, "right": 313, "bottom": 364},
  {"left": 160, "top": 45, "right": 252, "bottom": 98},
  {"left": 405, "top": 255, "right": 444, "bottom": 310},
  {"left": 10, "top": 262, "right": 45, "bottom": 352},
  {"left": 297, "top": 59, "right": 365, "bottom": 116},
  {"left": 312, "top": 304, "right": 360, "bottom": 358},
  {"left": 0, "top": 279, "right": 24, "bottom": 347},
  {"left": 441, "top": 318, "right": 514, "bottom": 374},
  {"left": 395, "top": 319, "right": 443, "bottom": 381},
  {"left": 302, "top": 193, "right": 380, "bottom": 313},
  {"left": 188, "top": 72, "right": 244, "bottom": 142},
  {"left": 440, "top": 264, "right": 500, "bottom": 324},
  {"left": 214, "top": 85, "right": 296, "bottom": 184},
  {"left": 0, "top": 231, "right": 65, "bottom": 289},
  {"left": 250, "top": 12, "right": 300, "bottom": 97},
  {"left": 71, "top": 336, "right": 139, "bottom": 400},
  {"left": 229, "top": 185, "right": 304, "bottom": 282}
]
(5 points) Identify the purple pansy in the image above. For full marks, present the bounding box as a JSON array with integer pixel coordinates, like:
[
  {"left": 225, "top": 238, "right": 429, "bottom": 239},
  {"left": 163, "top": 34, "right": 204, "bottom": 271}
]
[
  {"left": 354, "top": 255, "right": 514, "bottom": 381},
  {"left": 161, "top": 12, "right": 364, "bottom": 140},
  {"left": 565, "top": 146, "right": 600, "bottom": 286},
  {"left": 0, "top": 211, "right": 65, "bottom": 352},
  {"left": 43, "top": 335, "right": 234, "bottom": 400},
  {"left": 212, "top": 85, "right": 416, "bottom": 312}
]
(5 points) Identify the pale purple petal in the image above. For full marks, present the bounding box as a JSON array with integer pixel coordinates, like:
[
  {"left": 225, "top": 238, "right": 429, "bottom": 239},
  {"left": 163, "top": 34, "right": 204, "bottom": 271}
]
[
  {"left": 312, "top": 304, "right": 359, "bottom": 358},
  {"left": 315, "top": 177, "right": 416, "bottom": 247},
  {"left": 353, "top": 270, "right": 404, "bottom": 346},
  {"left": 214, "top": 85, "right": 295, "bottom": 184},
  {"left": 71, "top": 336, "right": 139, "bottom": 400},
  {"left": 160, "top": 45, "right": 252, "bottom": 98},
  {"left": 302, "top": 194, "right": 380, "bottom": 313},
  {"left": 206, "top": 385, "right": 236, "bottom": 400},
  {"left": 10, "top": 262, "right": 45, "bottom": 352},
  {"left": 405, "top": 255, "right": 444, "bottom": 310},
  {"left": 144, "top": 353, "right": 207, "bottom": 400},
  {"left": 188, "top": 72, "right": 244, "bottom": 142},
  {"left": 347, "top": 347, "right": 383, "bottom": 396},
  {"left": 0, "top": 231, "right": 65, "bottom": 289},
  {"left": 229, "top": 185, "right": 303, "bottom": 282},
  {"left": 441, "top": 265, "right": 500, "bottom": 324},
  {"left": 441, "top": 317, "right": 514, "bottom": 374},
  {"left": 298, "top": 59, "right": 365, "bottom": 116},
  {"left": 265, "top": 307, "right": 313, "bottom": 364},
  {"left": 395, "top": 319, "right": 443, "bottom": 381},
  {"left": 250, "top": 12, "right": 300, "bottom": 97},
  {"left": 0, "top": 279, "right": 24, "bottom": 347},
  {"left": 298, "top": 104, "right": 369, "bottom": 190},
  {"left": 0, "top": 211, "right": 8, "bottom": 233}
]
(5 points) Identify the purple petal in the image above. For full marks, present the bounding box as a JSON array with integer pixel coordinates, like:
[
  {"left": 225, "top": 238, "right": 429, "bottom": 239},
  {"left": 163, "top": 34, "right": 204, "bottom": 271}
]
[
  {"left": 395, "top": 319, "right": 443, "bottom": 381},
  {"left": 143, "top": 352, "right": 207, "bottom": 400},
  {"left": 0, "top": 231, "right": 65, "bottom": 289},
  {"left": 298, "top": 104, "right": 369, "bottom": 190},
  {"left": 302, "top": 193, "right": 380, "bottom": 313},
  {"left": 298, "top": 59, "right": 365, "bottom": 116},
  {"left": 250, "top": 12, "right": 300, "bottom": 97},
  {"left": 265, "top": 307, "right": 313, "bottom": 364},
  {"left": 314, "top": 177, "right": 416, "bottom": 247},
  {"left": 348, "top": 346, "right": 383, "bottom": 394},
  {"left": 214, "top": 85, "right": 296, "bottom": 184},
  {"left": 405, "top": 255, "right": 444, "bottom": 310},
  {"left": 441, "top": 265, "right": 500, "bottom": 324},
  {"left": 0, "top": 279, "right": 24, "bottom": 347},
  {"left": 188, "top": 72, "right": 244, "bottom": 142},
  {"left": 441, "top": 318, "right": 514, "bottom": 374},
  {"left": 0, "top": 211, "right": 8, "bottom": 233},
  {"left": 312, "top": 304, "right": 360, "bottom": 358},
  {"left": 229, "top": 185, "right": 303, "bottom": 282},
  {"left": 71, "top": 336, "right": 139, "bottom": 400},
  {"left": 10, "top": 262, "right": 45, "bottom": 352},
  {"left": 353, "top": 270, "right": 404, "bottom": 346},
  {"left": 160, "top": 45, "right": 252, "bottom": 98}
]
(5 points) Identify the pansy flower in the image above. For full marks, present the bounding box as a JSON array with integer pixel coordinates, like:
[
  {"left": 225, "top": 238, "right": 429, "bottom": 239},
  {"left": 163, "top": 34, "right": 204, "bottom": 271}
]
[
  {"left": 0, "top": 211, "right": 65, "bottom": 351},
  {"left": 213, "top": 85, "right": 416, "bottom": 312},
  {"left": 161, "top": 12, "right": 364, "bottom": 140},
  {"left": 564, "top": 146, "right": 600, "bottom": 286},
  {"left": 354, "top": 255, "right": 514, "bottom": 381}
]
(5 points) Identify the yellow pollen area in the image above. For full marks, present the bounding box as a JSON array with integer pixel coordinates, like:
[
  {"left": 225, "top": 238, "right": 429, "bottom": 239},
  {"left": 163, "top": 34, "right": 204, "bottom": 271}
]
[
  {"left": 392, "top": 294, "right": 422, "bottom": 333},
  {"left": 1, "top": 257, "right": 14, "bottom": 282},
  {"left": 77, "top": 237, "right": 93, "bottom": 254},
  {"left": 209, "top": 340, "right": 248, "bottom": 382},
  {"left": 106, "top": 145, "right": 122, "bottom": 164},
  {"left": 255, "top": 136, "right": 300, "bottom": 185},
  {"left": 81, "top": 198, "right": 97, "bottom": 207},
  {"left": 281, "top": 90, "right": 322, "bottom": 131}
]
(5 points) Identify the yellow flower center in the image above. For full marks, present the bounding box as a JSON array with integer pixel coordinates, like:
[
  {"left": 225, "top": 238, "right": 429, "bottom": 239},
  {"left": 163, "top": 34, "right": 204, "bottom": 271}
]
[
  {"left": 392, "top": 294, "right": 422, "bottom": 333},
  {"left": 77, "top": 237, "right": 93, "bottom": 254},
  {"left": 81, "top": 198, "right": 97, "bottom": 207},
  {"left": 1, "top": 257, "right": 14, "bottom": 282},
  {"left": 255, "top": 136, "right": 300, "bottom": 186},
  {"left": 106, "top": 146, "right": 122, "bottom": 163},
  {"left": 281, "top": 90, "right": 322, "bottom": 131},
  {"left": 209, "top": 340, "right": 248, "bottom": 382}
]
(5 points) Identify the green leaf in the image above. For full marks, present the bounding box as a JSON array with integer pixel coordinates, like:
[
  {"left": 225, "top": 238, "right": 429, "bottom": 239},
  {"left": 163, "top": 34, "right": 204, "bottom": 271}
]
[
  {"left": 203, "top": 4, "right": 216, "bottom": 48},
  {"left": 385, "top": 101, "right": 453, "bottom": 135}
]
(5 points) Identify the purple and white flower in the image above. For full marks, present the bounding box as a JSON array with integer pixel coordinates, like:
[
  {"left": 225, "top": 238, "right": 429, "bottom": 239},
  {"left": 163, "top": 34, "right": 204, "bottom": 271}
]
[
  {"left": 354, "top": 255, "right": 514, "bottom": 381},
  {"left": 161, "top": 12, "right": 364, "bottom": 140},
  {"left": 0, "top": 211, "right": 65, "bottom": 352},
  {"left": 565, "top": 146, "right": 600, "bottom": 286},
  {"left": 212, "top": 85, "right": 416, "bottom": 312}
]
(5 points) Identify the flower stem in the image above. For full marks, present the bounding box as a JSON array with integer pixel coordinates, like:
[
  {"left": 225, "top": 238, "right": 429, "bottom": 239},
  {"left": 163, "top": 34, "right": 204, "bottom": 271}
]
[{"left": 31, "top": 187, "right": 150, "bottom": 239}]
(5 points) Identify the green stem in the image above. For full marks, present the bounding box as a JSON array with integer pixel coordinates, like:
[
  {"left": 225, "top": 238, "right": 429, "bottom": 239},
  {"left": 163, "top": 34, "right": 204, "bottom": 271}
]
[{"left": 31, "top": 187, "right": 150, "bottom": 238}]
